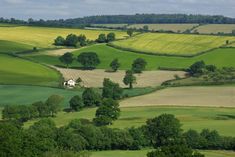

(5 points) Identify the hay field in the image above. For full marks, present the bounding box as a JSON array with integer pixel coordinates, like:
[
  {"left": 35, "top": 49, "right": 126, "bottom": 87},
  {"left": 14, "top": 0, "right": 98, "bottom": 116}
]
[
  {"left": 0, "top": 54, "right": 60, "bottom": 86},
  {"left": 194, "top": 24, "right": 235, "bottom": 34},
  {"left": 111, "top": 33, "right": 235, "bottom": 56},
  {"left": 128, "top": 24, "right": 198, "bottom": 32},
  {"left": 0, "top": 26, "right": 126, "bottom": 48},
  {"left": 54, "top": 67, "right": 185, "bottom": 87},
  {"left": 121, "top": 86, "right": 235, "bottom": 108}
]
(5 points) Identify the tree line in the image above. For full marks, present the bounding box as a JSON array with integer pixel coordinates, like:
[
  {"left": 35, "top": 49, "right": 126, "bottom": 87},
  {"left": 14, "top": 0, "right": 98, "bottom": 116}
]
[
  {"left": 1, "top": 113, "right": 235, "bottom": 157},
  {"left": 2, "top": 14, "right": 235, "bottom": 28}
]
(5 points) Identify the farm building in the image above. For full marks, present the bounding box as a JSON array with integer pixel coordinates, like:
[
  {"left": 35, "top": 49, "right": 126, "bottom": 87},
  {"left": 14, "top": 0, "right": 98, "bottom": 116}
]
[{"left": 63, "top": 79, "right": 76, "bottom": 87}]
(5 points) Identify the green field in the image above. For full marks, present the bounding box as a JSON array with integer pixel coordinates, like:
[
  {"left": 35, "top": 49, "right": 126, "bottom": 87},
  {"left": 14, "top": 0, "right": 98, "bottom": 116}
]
[
  {"left": 0, "top": 26, "right": 127, "bottom": 48},
  {"left": 24, "top": 44, "right": 235, "bottom": 70},
  {"left": 24, "top": 106, "right": 235, "bottom": 136},
  {"left": 0, "top": 40, "right": 32, "bottom": 53},
  {"left": 128, "top": 24, "right": 198, "bottom": 32},
  {"left": 194, "top": 24, "right": 235, "bottom": 34},
  {"left": 91, "top": 150, "right": 235, "bottom": 157},
  {"left": 0, "top": 54, "right": 60, "bottom": 86},
  {"left": 111, "top": 33, "right": 235, "bottom": 56}
]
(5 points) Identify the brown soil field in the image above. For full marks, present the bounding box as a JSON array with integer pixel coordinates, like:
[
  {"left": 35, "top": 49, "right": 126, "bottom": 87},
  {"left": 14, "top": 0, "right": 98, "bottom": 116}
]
[
  {"left": 121, "top": 86, "right": 235, "bottom": 108},
  {"left": 54, "top": 67, "right": 186, "bottom": 88}
]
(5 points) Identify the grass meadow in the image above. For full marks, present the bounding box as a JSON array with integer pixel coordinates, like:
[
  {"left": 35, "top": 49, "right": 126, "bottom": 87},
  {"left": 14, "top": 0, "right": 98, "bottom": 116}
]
[
  {"left": 91, "top": 150, "right": 235, "bottom": 157},
  {"left": 0, "top": 55, "right": 60, "bottom": 86},
  {"left": 22, "top": 106, "right": 235, "bottom": 136},
  {"left": 128, "top": 24, "right": 198, "bottom": 32},
  {"left": 0, "top": 40, "right": 32, "bottom": 53},
  {"left": 194, "top": 24, "right": 235, "bottom": 34},
  {"left": 0, "top": 26, "right": 127, "bottom": 48},
  {"left": 25, "top": 44, "right": 235, "bottom": 70},
  {"left": 111, "top": 33, "right": 235, "bottom": 56}
]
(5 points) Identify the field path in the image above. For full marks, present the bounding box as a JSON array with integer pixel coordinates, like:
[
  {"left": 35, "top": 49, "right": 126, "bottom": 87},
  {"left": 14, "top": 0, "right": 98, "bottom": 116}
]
[
  {"left": 121, "top": 86, "right": 235, "bottom": 108},
  {"left": 53, "top": 67, "right": 185, "bottom": 87}
]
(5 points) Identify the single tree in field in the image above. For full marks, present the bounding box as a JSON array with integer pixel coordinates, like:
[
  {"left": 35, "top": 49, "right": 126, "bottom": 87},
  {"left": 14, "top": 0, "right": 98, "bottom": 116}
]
[
  {"left": 123, "top": 70, "right": 136, "bottom": 89},
  {"left": 132, "top": 58, "right": 147, "bottom": 73},
  {"left": 82, "top": 88, "right": 102, "bottom": 107},
  {"left": 69, "top": 95, "right": 84, "bottom": 111},
  {"left": 107, "top": 32, "right": 116, "bottom": 42},
  {"left": 127, "top": 29, "right": 134, "bottom": 37},
  {"left": 102, "top": 78, "right": 123, "bottom": 100},
  {"left": 77, "top": 52, "right": 100, "bottom": 69},
  {"left": 54, "top": 36, "right": 65, "bottom": 46},
  {"left": 59, "top": 52, "right": 74, "bottom": 68},
  {"left": 65, "top": 34, "right": 78, "bottom": 47},
  {"left": 143, "top": 25, "right": 149, "bottom": 32},
  {"left": 96, "top": 34, "right": 107, "bottom": 43},
  {"left": 110, "top": 58, "right": 120, "bottom": 72},
  {"left": 93, "top": 99, "right": 120, "bottom": 126},
  {"left": 46, "top": 95, "right": 64, "bottom": 117}
]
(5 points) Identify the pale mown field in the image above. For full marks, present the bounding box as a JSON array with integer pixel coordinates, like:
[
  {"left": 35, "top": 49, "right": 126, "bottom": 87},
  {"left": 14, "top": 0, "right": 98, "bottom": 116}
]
[
  {"left": 121, "top": 86, "right": 235, "bottom": 107},
  {"left": 128, "top": 24, "right": 198, "bottom": 32},
  {"left": 194, "top": 24, "right": 235, "bottom": 34},
  {"left": 54, "top": 67, "right": 186, "bottom": 87},
  {"left": 111, "top": 33, "right": 235, "bottom": 56},
  {"left": 0, "top": 26, "right": 126, "bottom": 48}
]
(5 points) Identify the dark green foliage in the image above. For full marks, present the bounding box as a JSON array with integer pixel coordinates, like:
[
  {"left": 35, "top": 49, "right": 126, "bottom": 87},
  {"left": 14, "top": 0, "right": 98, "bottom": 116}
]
[
  {"left": 143, "top": 25, "right": 149, "bottom": 31},
  {"left": 132, "top": 58, "right": 147, "bottom": 73},
  {"left": 205, "top": 65, "right": 217, "bottom": 72},
  {"left": 128, "top": 127, "right": 149, "bottom": 150},
  {"left": 32, "top": 101, "right": 50, "bottom": 117},
  {"left": 183, "top": 129, "right": 206, "bottom": 149},
  {"left": 102, "top": 78, "right": 123, "bottom": 100},
  {"left": 107, "top": 32, "right": 116, "bottom": 42},
  {"left": 146, "top": 114, "right": 183, "bottom": 147},
  {"left": 127, "top": 29, "right": 134, "bottom": 37},
  {"left": 77, "top": 34, "right": 87, "bottom": 46},
  {"left": 46, "top": 95, "right": 64, "bottom": 117},
  {"left": 147, "top": 145, "right": 205, "bottom": 157},
  {"left": 200, "top": 129, "right": 222, "bottom": 149},
  {"left": 93, "top": 99, "right": 120, "bottom": 126},
  {"left": 82, "top": 88, "right": 101, "bottom": 107},
  {"left": 123, "top": 70, "right": 136, "bottom": 89},
  {"left": 189, "top": 61, "right": 206, "bottom": 76},
  {"left": 65, "top": 34, "right": 79, "bottom": 47},
  {"left": 59, "top": 52, "right": 74, "bottom": 68},
  {"left": 69, "top": 95, "right": 84, "bottom": 111},
  {"left": 110, "top": 58, "right": 120, "bottom": 72},
  {"left": 77, "top": 52, "right": 100, "bottom": 69},
  {"left": 96, "top": 34, "right": 107, "bottom": 43},
  {"left": 54, "top": 36, "right": 65, "bottom": 46}
]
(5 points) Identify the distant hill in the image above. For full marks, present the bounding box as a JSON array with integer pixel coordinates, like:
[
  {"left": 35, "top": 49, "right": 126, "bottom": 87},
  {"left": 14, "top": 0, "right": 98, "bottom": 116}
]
[{"left": 1, "top": 14, "right": 235, "bottom": 28}]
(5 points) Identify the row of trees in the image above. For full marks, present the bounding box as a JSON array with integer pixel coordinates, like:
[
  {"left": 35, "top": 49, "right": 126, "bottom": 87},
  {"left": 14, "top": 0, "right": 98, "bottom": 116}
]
[{"left": 2, "top": 95, "right": 64, "bottom": 122}]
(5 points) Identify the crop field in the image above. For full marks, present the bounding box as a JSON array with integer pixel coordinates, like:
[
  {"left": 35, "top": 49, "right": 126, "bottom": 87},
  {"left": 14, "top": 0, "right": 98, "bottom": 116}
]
[
  {"left": 128, "top": 24, "right": 198, "bottom": 32},
  {"left": 111, "top": 33, "right": 235, "bottom": 56},
  {"left": 91, "top": 24, "right": 128, "bottom": 28},
  {"left": 24, "top": 44, "right": 235, "bottom": 70},
  {"left": 121, "top": 86, "right": 235, "bottom": 108},
  {"left": 54, "top": 67, "right": 185, "bottom": 87},
  {"left": 194, "top": 24, "right": 235, "bottom": 34},
  {"left": 23, "top": 106, "right": 235, "bottom": 136},
  {"left": 0, "top": 26, "right": 127, "bottom": 48},
  {"left": 91, "top": 150, "right": 235, "bottom": 157},
  {"left": 0, "top": 40, "right": 32, "bottom": 53},
  {"left": 0, "top": 54, "right": 60, "bottom": 86}
]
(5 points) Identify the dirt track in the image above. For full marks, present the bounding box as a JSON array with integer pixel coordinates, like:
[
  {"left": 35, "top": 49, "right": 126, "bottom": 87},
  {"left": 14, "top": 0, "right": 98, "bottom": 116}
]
[
  {"left": 120, "top": 86, "right": 235, "bottom": 108},
  {"left": 54, "top": 67, "right": 186, "bottom": 88}
]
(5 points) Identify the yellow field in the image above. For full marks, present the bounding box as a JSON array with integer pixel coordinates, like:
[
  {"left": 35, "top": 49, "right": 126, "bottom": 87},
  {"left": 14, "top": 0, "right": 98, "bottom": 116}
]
[
  {"left": 195, "top": 24, "right": 235, "bottom": 34},
  {"left": 121, "top": 86, "right": 235, "bottom": 108},
  {"left": 111, "top": 33, "right": 235, "bottom": 56},
  {"left": 0, "top": 26, "right": 126, "bottom": 48},
  {"left": 128, "top": 24, "right": 198, "bottom": 32}
]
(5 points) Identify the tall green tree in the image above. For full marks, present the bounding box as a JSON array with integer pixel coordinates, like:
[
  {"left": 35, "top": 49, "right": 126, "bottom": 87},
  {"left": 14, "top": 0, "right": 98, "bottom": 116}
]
[
  {"left": 96, "top": 34, "right": 107, "bottom": 43},
  {"left": 69, "top": 95, "right": 84, "bottom": 111},
  {"left": 77, "top": 52, "right": 100, "bottom": 69},
  {"left": 46, "top": 95, "right": 64, "bottom": 117},
  {"left": 107, "top": 32, "right": 116, "bottom": 42},
  {"left": 65, "top": 34, "right": 78, "bottom": 47},
  {"left": 54, "top": 36, "right": 65, "bottom": 46},
  {"left": 59, "top": 52, "right": 74, "bottom": 68},
  {"left": 123, "top": 70, "right": 136, "bottom": 89},
  {"left": 82, "top": 88, "right": 101, "bottom": 107},
  {"left": 127, "top": 29, "right": 134, "bottom": 37},
  {"left": 102, "top": 78, "right": 123, "bottom": 100},
  {"left": 132, "top": 58, "right": 147, "bottom": 73},
  {"left": 110, "top": 58, "right": 120, "bottom": 72},
  {"left": 93, "top": 99, "right": 120, "bottom": 126}
]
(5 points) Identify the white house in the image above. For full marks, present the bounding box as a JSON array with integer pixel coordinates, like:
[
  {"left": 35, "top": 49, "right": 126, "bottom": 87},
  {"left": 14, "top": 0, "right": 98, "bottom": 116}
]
[{"left": 64, "top": 79, "right": 76, "bottom": 87}]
